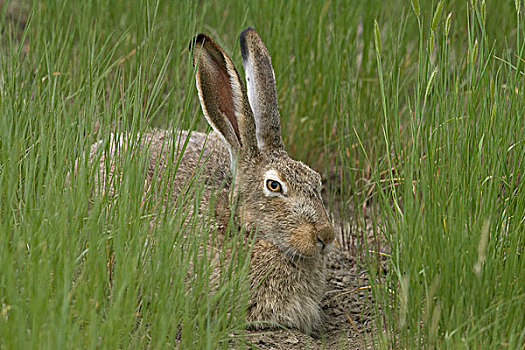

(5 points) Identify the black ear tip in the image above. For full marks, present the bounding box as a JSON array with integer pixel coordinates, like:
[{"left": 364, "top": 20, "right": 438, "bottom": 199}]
[
  {"left": 240, "top": 27, "right": 255, "bottom": 38},
  {"left": 189, "top": 33, "right": 209, "bottom": 52},
  {"left": 239, "top": 28, "right": 255, "bottom": 60}
]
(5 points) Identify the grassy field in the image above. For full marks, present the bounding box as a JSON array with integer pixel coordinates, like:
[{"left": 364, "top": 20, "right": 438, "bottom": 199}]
[{"left": 1, "top": 0, "right": 524, "bottom": 348}]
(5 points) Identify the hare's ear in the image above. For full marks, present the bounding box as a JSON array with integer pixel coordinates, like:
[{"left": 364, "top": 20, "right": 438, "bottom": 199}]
[
  {"left": 239, "top": 28, "right": 284, "bottom": 152},
  {"left": 190, "top": 34, "right": 258, "bottom": 158}
]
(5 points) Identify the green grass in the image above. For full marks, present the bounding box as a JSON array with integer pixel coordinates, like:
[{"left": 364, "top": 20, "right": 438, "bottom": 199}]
[{"left": 1, "top": 0, "right": 524, "bottom": 348}]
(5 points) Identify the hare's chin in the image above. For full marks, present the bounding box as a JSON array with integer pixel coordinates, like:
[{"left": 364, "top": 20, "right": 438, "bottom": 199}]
[
  {"left": 287, "top": 239, "right": 333, "bottom": 259},
  {"left": 279, "top": 243, "right": 320, "bottom": 260}
]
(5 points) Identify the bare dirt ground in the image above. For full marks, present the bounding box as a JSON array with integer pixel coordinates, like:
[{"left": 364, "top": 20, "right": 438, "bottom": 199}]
[{"left": 244, "top": 205, "right": 389, "bottom": 350}]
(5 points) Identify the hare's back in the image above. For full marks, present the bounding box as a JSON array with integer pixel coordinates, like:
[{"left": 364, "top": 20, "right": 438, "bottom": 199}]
[
  {"left": 88, "top": 130, "right": 232, "bottom": 197},
  {"left": 152, "top": 130, "right": 233, "bottom": 189}
]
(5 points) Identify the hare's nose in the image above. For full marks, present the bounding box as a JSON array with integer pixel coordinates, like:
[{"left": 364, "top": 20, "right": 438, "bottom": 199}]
[{"left": 316, "top": 224, "right": 335, "bottom": 251}]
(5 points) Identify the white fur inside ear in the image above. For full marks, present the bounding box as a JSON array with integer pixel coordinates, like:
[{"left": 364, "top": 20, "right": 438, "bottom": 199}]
[
  {"left": 243, "top": 59, "right": 258, "bottom": 112},
  {"left": 244, "top": 57, "right": 266, "bottom": 148},
  {"left": 263, "top": 169, "right": 287, "bottom": 197}
]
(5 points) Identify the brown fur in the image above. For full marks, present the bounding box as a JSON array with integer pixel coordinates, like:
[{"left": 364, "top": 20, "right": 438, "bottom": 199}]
[{"left": 89, "top": 29, "right": 335, "bottom": 334}]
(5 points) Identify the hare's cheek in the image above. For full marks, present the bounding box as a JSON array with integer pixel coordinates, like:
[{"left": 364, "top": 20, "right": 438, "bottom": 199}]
[{"left": 289, "top": 223, "right": 317, "bottom": 256}]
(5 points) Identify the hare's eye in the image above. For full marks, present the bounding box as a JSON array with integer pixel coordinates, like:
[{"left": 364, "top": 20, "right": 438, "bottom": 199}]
[{"left": 266, "top": 179, "right": 282, "bottom": 192}]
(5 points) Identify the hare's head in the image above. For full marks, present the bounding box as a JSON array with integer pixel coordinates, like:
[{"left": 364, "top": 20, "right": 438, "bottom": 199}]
[{"left": 191, "top": 28, "right": 334, "bottom": 259}]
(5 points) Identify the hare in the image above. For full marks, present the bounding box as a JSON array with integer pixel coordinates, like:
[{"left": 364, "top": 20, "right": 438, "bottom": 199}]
[{"left": 89, "top": 28, "right": 335, "bottom": 334}]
